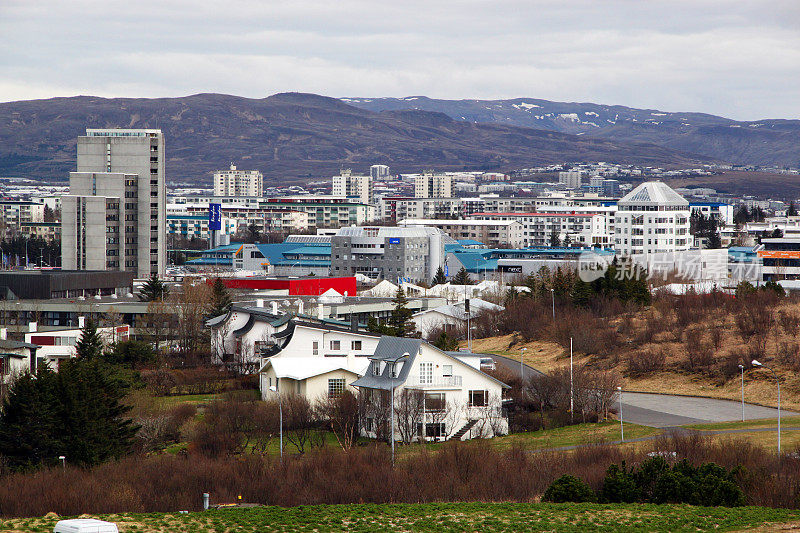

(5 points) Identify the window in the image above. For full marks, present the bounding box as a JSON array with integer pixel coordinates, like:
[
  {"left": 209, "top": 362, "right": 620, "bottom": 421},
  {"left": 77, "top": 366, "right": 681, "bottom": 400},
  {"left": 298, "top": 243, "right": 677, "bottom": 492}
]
[
  {"left": 328, "top": 378, "right": 345, "bottom": 397},
  {"left": 312, "top": 341, "right": 318, "bottom": 356},
  {"left": 425, "top": 392, "right": 445, "bottom": 412},
  {"left": 442, "top": 364, "right": 453, "bottom": 377},
  {"left": 469, "top": 390, "right": 487, "bottom": 407},
  {"left": 351, "top": 340, "right": 362, "bottom": 350},
  {"left": 330, "top": 340, "right": 341, "bottom": 351},
  {"left": 420, "top": 362, "right": 433, "bottom": 384}
]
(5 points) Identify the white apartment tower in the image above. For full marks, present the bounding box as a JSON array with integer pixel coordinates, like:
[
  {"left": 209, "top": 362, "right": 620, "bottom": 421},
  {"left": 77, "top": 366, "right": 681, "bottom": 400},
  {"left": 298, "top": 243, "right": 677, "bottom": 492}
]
[
  {"left": 414, "top": 172, "right": 452, "bottom": 198},
  {"left": 332, "top": 168, "right": 373, "bottom": 205},
  {"left": 370, "top": 164, "right": 390, "bottom": 179},
  {"left": 558, "top": 170, "right": 584, "bottom": 189},
  {"left": 62, "top": 129, "right": 166, "bottom": 278},
  {"left": 213, "top": 164, "right": 263, "bottom": 197},
  {"left": 614, "top": 181, "right": 691, "bottom": 257}
]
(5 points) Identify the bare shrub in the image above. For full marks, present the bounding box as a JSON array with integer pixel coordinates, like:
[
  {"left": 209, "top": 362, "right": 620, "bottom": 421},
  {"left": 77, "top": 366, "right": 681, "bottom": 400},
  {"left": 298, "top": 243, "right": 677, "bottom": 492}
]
[
  {"left": 626, "top": 349, "right": 666, "bottom": 377},
  {"left": 779, "top": 310, "right": 800, "bottom": 336},
  {"left": 777, "top": 341, "right": 800, "bottom": 371}
]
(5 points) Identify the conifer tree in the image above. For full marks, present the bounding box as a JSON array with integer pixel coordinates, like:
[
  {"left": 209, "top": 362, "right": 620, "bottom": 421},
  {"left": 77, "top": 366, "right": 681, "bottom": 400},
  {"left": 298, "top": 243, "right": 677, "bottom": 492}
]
[
  {"left": 453, "top": 267, "right": 473, "bottom": 286},
  {"left": 75, "top": 319, "right": 104, "bottom": 360},
  {"left": 137, "top": 273, "right": 169, "bottom": 302},
  {"left": 432, "top": 266, "right": 447, "bottom": 286},
  {"left": 390, "top": 286, "right": 415, "bottom": 337},
  {"left": 208, "top": 277, "right": 233, "bottom": 318}
]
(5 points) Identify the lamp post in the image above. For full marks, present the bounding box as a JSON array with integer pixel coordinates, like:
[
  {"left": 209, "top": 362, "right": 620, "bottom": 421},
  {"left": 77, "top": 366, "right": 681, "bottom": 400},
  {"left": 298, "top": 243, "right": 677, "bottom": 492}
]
[
  {"left": 617, "top": 386, "right": 624, "bottom": 442},
  {"left": 58, "top": 455, "right": 65, "bottom": 469},
  {"left": 550, "top": 288, "right": 555, "bottom": 321},
  {"left": 570, "top": 337, "right": 574, "bottom": 425},
  {"left": 268, "top": 385, "right": 283, "bottom": 460},
  {"left": 752, "top": 359, "right": 780, "bottom": 454},
  {"left": 738, "top": 364, "right": 745, "bottom": 422},
  {"left": 520, "top": 347, "right": 527, "bottom": 381},
  {"left": 389, "top": 352, "right": 410, "bottom": 465}
]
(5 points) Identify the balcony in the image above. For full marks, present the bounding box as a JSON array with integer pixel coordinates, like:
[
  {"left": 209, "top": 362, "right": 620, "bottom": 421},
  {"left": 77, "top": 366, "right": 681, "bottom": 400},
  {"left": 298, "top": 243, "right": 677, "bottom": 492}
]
[{"left": 405, "top": 375, "right": 462, "bottom": 388}]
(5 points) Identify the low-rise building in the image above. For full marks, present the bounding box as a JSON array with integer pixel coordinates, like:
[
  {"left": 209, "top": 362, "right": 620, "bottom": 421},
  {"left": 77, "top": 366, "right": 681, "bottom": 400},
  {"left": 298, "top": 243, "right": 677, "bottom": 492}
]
[
  {"left": 467, "top": 212, "right": 611, "bottom": 247},
  {"left": 399, "top": 219, "right": 524, "bottom": 248},
  {"left": 352, "top": 337, "right": 509, "bottom": 441}
]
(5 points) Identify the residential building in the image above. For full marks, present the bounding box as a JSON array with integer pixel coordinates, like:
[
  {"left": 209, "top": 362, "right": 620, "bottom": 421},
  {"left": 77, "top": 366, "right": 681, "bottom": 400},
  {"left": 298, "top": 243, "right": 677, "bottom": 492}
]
[
  {"left": 0, "top": 201, "right": 45, "bottom": 237},
  {"left": 62, "top": 129, "right": 166, "bottom": 278},
  {"left": 399, "top": 218, "right": 524, "bottom": 248},
  {"left": 24, "top": 318, "right": 130, "bottom": 372},
  {"left": 213, "top": 164, "right": 263, "bottom": 197},
  {"left": 558, "top": 170, "right": 584, "bottom": 189},
  {"left": 415, "top": 173, "right": 452, "bottom": 198},
  {"left": 370, "top": 164, "right": 390, "bottom": 179},
  {"left": 379, "top": 197, "right": 462, "bottom": 222},
  {"left": 171, "top": 203, "right": 310, "bottom": 234},
  {"left": 19, "top": 221, "right": 60, "bottom": 242},
  {"left": 352, "top": 337, "right": 509, "bottom": 441},
  {"left": 757, "top": 237, "right": 800, "bottom": 281},
  {"left": 167, "top": 214, "right": 237, "bottom": 241},
  {"left": 331, "top": 226, "right": 446, "bottom": 283},
  {"left": 467, "top": 212, "right": 611, "bottom": 247},
  {"left": 614, "top": 182, "right": 691, "bottom": 257},
  {"left": 411, "top": 298, "right": 504, "bottom": 338},
  {"left": 333, "top": 168, "right": 373, "bottom": 205},
  {"left": 0, "top": 330, "right": 39, "bottom": 386}
]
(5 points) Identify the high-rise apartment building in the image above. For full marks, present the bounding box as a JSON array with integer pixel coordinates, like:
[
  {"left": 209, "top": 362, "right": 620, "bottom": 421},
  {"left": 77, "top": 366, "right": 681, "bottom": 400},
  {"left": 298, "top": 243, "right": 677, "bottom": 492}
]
[
  {"left": 370, "top": 164, "right": 390, "bottom": 179},
  {"left": 414, "top": 172, "right": 452, "bottom": 198},
  {"left": 213, "top": 164, "right": 263, "bottom": 196},
  {"left": 62, "top": 129, "right": 165, "bottom": 278},
  {"left": 332, "top": 168, "right": 373, "bottom": 205},
  {"left": 558, "top": 170, "right": 584, "bottom": 189}
]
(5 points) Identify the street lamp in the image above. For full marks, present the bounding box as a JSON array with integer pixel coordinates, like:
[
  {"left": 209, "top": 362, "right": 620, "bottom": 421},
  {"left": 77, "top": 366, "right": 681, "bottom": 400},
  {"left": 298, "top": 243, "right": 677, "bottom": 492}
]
[
  {"left": 738, "top": 364, "right": 745, "bottom": 422},
  {"left": 752, "top": 359, "right": 780, "bottom": 454},
  {"left": 269, "top": 385, "right": 283, "bottom": 460},
  {"left": 520, "top": 347, "right": 527, "bottom": 381},
  {"left": 58, "top": 455, "right": 65, "bottom": 469},
  {"left": 617, "top": 386, "right": 624, "bottom": 442},
  {"left": 389, "top": 352, "right": 410, "bottom": 465},
  {"left": 550, "top": 288, "right": 555, "bottom": 321}
]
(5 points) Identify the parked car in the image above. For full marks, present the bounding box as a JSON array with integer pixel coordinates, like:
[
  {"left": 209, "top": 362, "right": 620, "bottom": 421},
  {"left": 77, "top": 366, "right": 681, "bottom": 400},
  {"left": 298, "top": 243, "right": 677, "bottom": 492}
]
[{"left": 479, "top": 357, "right": 496, "bottom": 371}]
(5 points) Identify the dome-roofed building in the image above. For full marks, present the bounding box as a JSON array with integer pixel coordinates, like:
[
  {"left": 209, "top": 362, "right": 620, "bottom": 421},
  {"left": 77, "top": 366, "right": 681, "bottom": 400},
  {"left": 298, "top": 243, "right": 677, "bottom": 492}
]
[{"left": 614, "top": 181, "right": 691, "bottom": 256}]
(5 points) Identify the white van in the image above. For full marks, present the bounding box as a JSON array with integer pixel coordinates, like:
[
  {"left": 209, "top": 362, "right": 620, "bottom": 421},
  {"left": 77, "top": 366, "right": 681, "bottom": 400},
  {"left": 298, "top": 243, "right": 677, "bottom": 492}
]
[{"left": 53, "top": 519, "right": 119, "bottom": 533}]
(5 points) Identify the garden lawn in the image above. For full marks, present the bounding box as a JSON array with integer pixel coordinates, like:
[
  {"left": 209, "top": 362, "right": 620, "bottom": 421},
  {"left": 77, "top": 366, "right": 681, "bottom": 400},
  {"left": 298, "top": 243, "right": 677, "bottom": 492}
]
[{"left": 4, "top": 502, "right": 800, "bottom": 532}]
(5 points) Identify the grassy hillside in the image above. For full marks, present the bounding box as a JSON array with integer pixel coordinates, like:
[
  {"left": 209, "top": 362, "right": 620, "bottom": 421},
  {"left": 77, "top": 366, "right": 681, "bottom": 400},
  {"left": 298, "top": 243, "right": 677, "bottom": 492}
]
[{"left": 4, "top": 503, "right": 800, "bottom": 532}]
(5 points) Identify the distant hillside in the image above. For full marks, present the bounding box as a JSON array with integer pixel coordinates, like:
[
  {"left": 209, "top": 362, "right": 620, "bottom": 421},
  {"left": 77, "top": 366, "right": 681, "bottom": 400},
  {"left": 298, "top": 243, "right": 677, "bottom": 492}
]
[
  {"left": 0, "top": 93, "right": 709, "bottom": 183},
  {"left": 343, "top": 96, "right": 800, "bottom": 167}
]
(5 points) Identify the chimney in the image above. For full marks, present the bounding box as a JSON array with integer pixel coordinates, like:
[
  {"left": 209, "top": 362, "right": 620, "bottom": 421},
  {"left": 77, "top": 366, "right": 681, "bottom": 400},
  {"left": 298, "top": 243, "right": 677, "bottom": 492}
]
[
  {"left": 78, "top": 316, "right": 85, "bottom": 328},
  {"left": 28, "top": 321, "right": 37, "bottom": 333},
  {"left": 271, "top": 301, "right": 279, "bottom": 314},
  {"left": 0, "top": 328, "right": 7, "bottom": 340},
  {"left": 317, "top": 303, "right": 324, "bottom": 320},
  {"left": 297, "top": 300, "right": 304, "bottom": 315},
  {"left": 256, "top": 299, "right": 264, "bottom": 308}
]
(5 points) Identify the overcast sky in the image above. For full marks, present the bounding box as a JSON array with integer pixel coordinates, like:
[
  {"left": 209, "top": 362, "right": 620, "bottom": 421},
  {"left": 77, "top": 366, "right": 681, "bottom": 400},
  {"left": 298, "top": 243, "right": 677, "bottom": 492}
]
[{"left": 1, "top": 0, "right": 798, "bottom": 120}]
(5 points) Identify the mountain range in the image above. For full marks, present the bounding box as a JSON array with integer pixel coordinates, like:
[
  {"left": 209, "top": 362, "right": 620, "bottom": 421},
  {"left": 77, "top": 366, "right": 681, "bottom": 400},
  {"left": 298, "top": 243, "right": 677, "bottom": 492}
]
[
  {"left": 0, "top": 92, "right": 796, "bottom": 183},
  {"left": 344, "top": 96, "right": 800, "bottom": 168}
]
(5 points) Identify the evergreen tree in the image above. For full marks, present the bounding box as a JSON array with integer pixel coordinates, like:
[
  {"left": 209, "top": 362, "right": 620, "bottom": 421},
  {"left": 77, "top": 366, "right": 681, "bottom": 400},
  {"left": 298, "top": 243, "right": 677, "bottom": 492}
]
[
  {"left": 137, "top": 274, "right": 169, "bottom": 302},
  {"left": 390, "top": 286, "right": 415, "bottom": 337},
  {"left": 789, "top": 201, "right": 798, "bottom": 217},
  {"left": 453, "top": 267, "right": 473, "bottom": 285},
  {"left": 432, "top": 330, "right": 460, "bottom": 351},
  {"left": 0, "top": 360, "right": 137, "bottom": 470},
  {"left": 208, "top": 277, "right": 233, "bottom": 318},
  {"left": 75, "top": 319, "right": 104, "bottom": 360},
  {"left": 549, "top": 228, "right": 561, "bottom": 247},
  {"left": 432, "top": 266, "right": 447, "bottom": 286}
]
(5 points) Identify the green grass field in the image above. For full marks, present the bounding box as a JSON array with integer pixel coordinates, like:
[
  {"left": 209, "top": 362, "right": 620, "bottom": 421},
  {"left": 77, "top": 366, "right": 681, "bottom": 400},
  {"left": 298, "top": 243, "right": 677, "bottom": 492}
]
[{"left": 4, "top": 502, "right": 800, "bottom": 532}]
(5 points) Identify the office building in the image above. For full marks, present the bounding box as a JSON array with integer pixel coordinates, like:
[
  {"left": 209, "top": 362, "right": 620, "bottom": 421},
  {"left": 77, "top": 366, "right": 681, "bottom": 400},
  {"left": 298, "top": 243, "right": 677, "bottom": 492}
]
[
  {"left": 62, "top": 129, "right": 166, "bottom": 278},
  {"left": 213, "top": 164, "right": 263, "bottom": 197},
  {"left": 614, "top": 181, "right": 691, "bottom": 257},
  {"left": 331, "top": 226, "right": 446, "bottom": 283},
  {"left": 332, "top": 168, "right": 373, "bottom": 205},
  {"left": 415, "top": 173, "right": 452, "bottom": 198}
]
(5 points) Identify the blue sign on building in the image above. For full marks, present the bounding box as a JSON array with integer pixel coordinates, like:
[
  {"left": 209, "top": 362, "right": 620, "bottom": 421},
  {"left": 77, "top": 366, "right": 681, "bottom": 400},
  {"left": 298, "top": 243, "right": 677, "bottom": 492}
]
[
  {"left": 388, "top": 237, "right": 400, "bottom": 244},
  {"left": 445, "top": 265, "right": 449, "bottom": 277},
  {"left": 208, "top": 203, "right": 222, "bottom": 231}
]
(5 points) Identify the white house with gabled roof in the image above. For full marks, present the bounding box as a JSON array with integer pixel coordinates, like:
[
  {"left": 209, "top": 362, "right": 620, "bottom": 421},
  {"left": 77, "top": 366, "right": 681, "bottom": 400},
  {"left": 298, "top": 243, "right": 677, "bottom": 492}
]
[{"left": 352, "top": 336, "right": 509, "bottom": 442}]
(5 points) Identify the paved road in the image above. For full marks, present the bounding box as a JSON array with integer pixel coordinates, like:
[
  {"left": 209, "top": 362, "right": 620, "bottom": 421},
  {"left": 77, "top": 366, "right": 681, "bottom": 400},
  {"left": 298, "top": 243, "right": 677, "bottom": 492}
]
[
  {"left": 485, "top": 353, "right": 787, "bottom": 428},
  {"left": 619, "top": 391, "right": 787, "bottom": 428}
]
